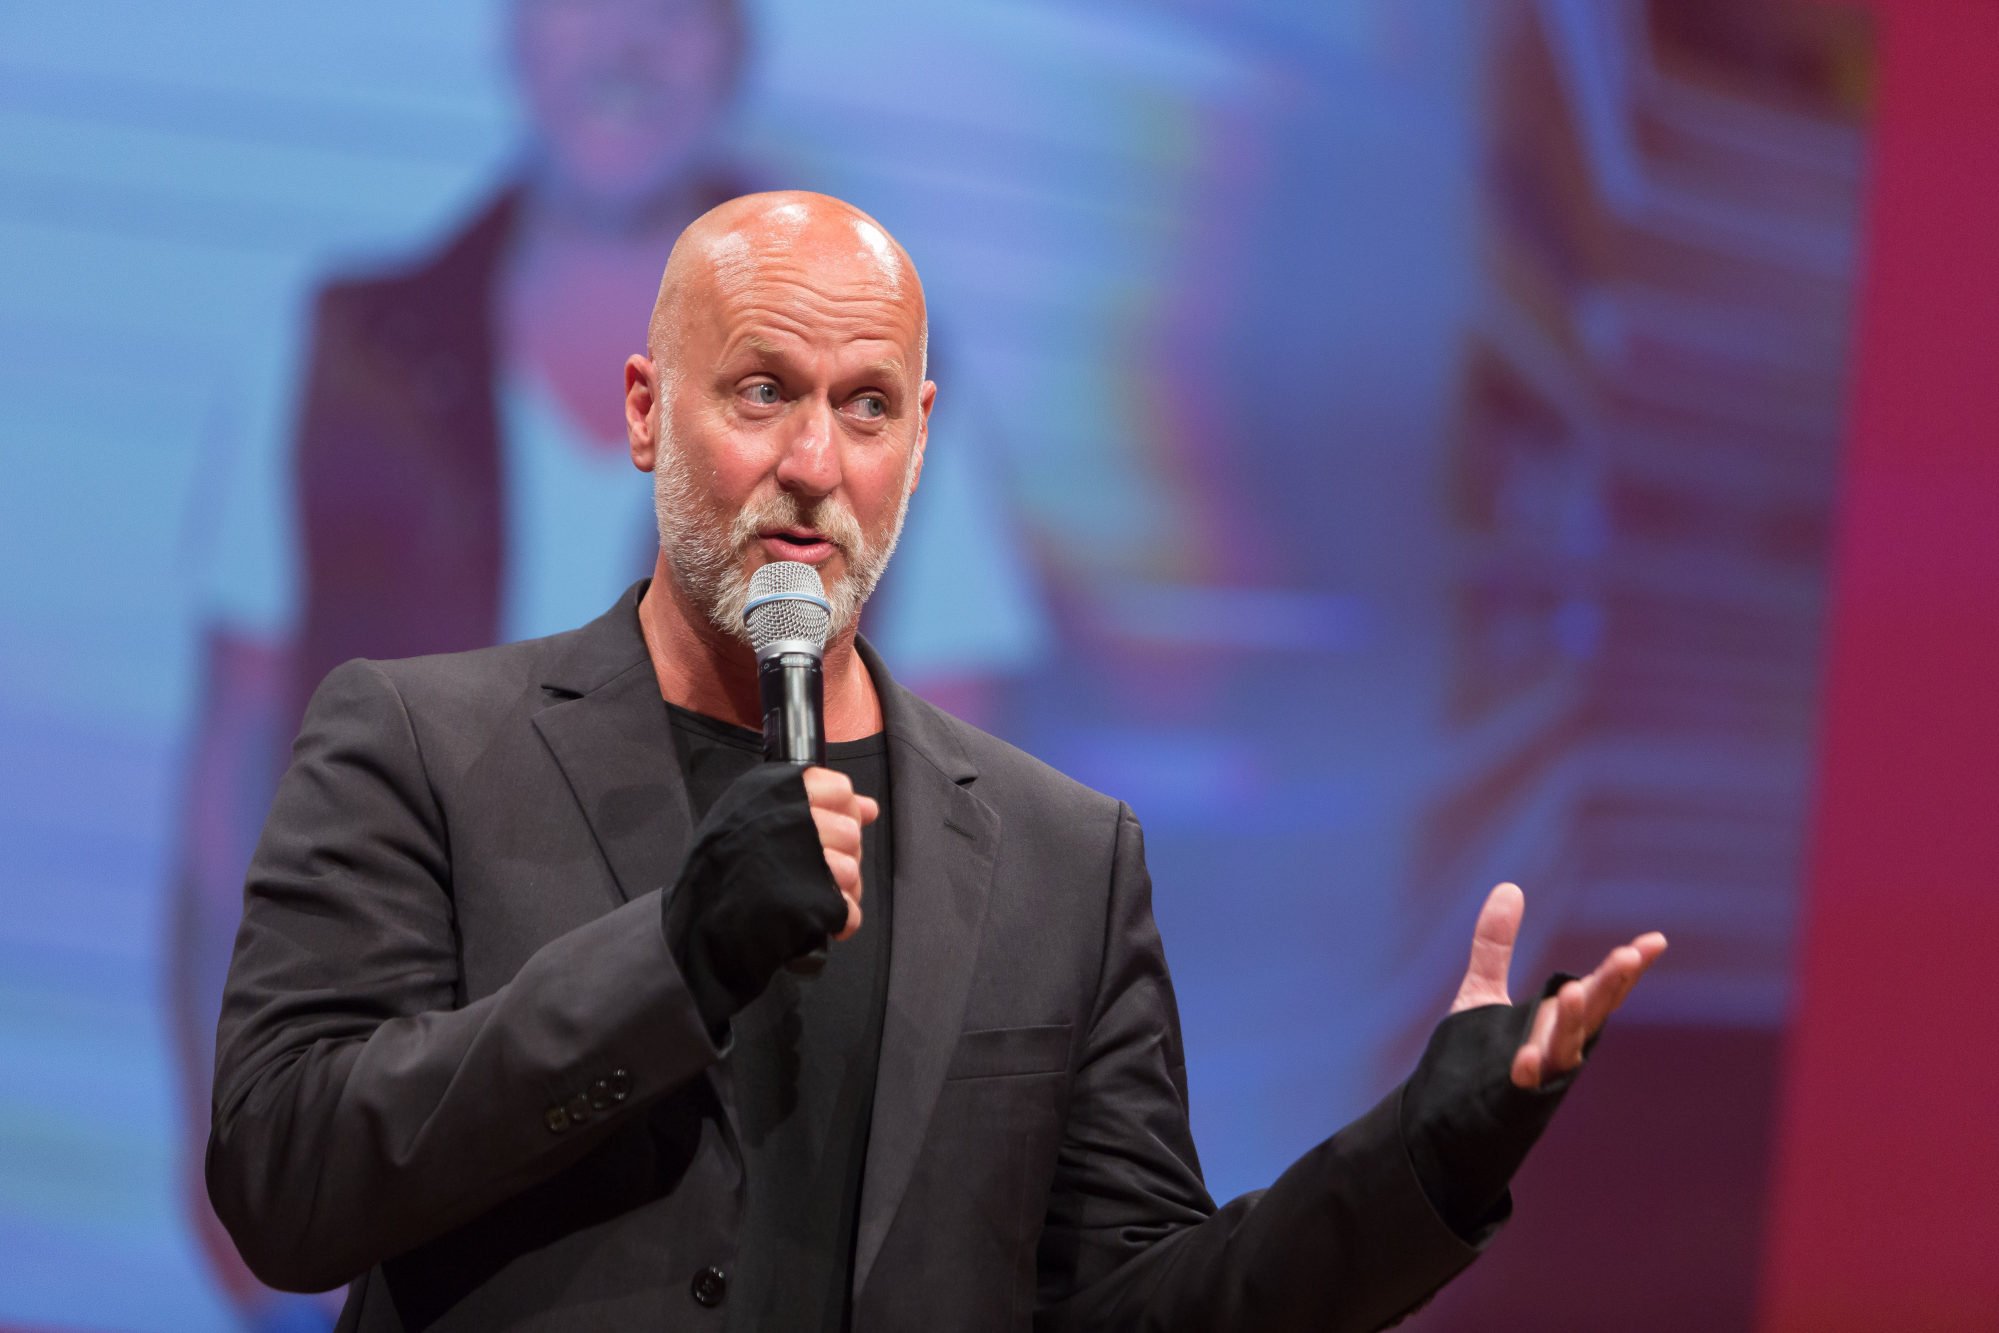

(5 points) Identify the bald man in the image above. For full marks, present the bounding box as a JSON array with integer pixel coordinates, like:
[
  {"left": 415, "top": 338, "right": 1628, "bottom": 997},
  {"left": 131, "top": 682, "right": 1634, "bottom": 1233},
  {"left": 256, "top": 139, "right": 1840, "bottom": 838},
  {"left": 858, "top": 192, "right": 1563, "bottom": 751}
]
[{"left": 207, "top": 192, "right": 1664, "bottom": 1332}]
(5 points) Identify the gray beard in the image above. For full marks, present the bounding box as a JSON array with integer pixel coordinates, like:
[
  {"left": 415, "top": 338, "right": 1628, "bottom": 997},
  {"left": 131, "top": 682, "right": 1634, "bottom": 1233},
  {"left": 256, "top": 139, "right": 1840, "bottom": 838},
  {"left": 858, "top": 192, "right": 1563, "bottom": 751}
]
[{"left": 652, "top": 437, "right": 914, "bottom": 647}]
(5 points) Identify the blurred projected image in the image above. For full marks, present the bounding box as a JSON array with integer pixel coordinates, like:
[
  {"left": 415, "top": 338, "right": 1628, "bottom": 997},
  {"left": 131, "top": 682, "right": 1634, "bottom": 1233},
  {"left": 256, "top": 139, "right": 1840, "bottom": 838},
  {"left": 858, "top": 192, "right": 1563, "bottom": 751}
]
[
  {"left": 169, "top": 1, "right": 1039, "bottom": 1325},
  {"left": 0, "top": 0, "right": 1873, "bottom": 1330}
]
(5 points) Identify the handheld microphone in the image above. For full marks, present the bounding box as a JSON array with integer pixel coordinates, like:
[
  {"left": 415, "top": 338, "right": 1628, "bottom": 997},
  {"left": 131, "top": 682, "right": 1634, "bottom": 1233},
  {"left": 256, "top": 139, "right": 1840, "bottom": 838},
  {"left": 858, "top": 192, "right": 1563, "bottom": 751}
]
[
  {"left": 744, "top": 561, "right": 834, "bottom": 974},
  {"left": 745, "top": 560, "right": 831, "bottom": 765}
]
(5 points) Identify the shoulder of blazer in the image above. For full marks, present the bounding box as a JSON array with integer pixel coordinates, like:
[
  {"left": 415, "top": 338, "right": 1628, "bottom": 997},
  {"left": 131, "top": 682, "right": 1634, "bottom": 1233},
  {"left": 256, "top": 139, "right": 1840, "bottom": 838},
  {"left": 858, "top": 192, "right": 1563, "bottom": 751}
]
[{"left": 357, "top": 594, "right": 627, "bottom": 736}]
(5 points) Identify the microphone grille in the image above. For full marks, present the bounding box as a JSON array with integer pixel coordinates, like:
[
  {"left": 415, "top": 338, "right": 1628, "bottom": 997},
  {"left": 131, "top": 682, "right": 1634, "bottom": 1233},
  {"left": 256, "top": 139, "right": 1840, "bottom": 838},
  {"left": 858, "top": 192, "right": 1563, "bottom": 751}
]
[{"left": 745, "top": 561, "right": 832, "bottom": 655}]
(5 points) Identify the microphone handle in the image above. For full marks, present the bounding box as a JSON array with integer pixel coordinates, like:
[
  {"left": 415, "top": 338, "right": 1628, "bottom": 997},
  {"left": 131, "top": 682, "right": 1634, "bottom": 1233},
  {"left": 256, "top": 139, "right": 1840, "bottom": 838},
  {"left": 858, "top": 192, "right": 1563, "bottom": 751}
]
[
  {"left": 760, "top": 651, "right": 829, "bottom": 976},
  {"left": 758, "top": 650, "right": 827, "bottom": 766}
]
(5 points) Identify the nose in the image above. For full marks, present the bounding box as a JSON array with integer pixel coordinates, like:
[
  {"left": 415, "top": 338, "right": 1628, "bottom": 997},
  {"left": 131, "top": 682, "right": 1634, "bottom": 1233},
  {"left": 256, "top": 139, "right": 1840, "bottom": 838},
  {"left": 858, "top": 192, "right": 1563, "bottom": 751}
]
[{"left": 773, "top": 398, "right": 840, "bottom": 499}]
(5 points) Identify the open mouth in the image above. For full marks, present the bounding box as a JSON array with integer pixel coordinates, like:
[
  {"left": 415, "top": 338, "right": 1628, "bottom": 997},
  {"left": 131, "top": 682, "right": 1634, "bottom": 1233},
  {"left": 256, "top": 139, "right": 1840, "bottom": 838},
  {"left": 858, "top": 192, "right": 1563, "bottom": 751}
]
[{"left": 758, "top": 530, "right": 838, "bottom": 563}]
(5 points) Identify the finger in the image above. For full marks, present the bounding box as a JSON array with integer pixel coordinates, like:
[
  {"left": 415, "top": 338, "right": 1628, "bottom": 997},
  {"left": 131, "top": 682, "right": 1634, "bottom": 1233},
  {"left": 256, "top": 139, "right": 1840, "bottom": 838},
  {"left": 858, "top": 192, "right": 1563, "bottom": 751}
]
[
  {"left": 856, "top": 793, "right": 880, "bottom": 825},
  {"left": 812, "top": 808, "right": 862, "bottom": 858},
  {"left": 1548, "top": 980, "right": 1588, "bottom": 1073},
  {"left": 1602, "top": 933, "right": 1668, "bottom": 986},
  {"left": 1452, "top": 882, "right": 1524, "bottom": 1013},
  {"left": 1528, "top": 991, "right": 1560, "bottom": 1056},
  {"left": 1579, "top": 931, "right": 1670, "bottom": 1035},
  {"left": 826, "top": 847, "right": 864, "bottom": 941},
  {"left": 1576, "top": 945, "right": 1640, "bottom": 1036},
  {"left": 1511, "top": 995, "right": 1562, "bottom": 1090},
  {"left": 832, "top": 893, "right": 863, "bottom": 942},
  {"left": 802, "top": 766, "right": 855, "bottom": 808},
  {"left": 822, "top": 848, "right": 861, "bottom": 903}
]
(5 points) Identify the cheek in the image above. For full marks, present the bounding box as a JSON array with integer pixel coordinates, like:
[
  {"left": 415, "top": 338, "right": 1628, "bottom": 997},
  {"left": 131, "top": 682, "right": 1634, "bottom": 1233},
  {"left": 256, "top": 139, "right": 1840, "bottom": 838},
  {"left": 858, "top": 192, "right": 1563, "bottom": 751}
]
[
  {"left": 853, "top": 450, "right": 918, "bottom": 521},
  {"left": 689, "top": 429, "right": 782, "bottom": 512}
]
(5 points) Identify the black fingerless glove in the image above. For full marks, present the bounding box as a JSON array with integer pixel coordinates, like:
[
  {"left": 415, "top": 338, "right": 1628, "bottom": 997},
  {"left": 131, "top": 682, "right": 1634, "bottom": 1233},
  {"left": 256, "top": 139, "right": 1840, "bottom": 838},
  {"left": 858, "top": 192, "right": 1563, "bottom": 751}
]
[
  {"left": 659, "top": 764, "right": 849, "bottom": 1037},
  {"left": 1401, "top": 972, "right": 1598, "bottom": 1242}
]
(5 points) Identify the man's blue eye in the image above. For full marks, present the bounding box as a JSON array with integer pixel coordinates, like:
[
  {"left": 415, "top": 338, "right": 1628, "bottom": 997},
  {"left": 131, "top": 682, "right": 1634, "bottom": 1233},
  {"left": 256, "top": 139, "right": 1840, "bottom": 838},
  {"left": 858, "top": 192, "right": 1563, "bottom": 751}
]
[
  {"left": 748, "top": 383, "right": 779, "bottom": 405},
  {"left": 856, "top": 396, "right": 885, "bottom": 418}
]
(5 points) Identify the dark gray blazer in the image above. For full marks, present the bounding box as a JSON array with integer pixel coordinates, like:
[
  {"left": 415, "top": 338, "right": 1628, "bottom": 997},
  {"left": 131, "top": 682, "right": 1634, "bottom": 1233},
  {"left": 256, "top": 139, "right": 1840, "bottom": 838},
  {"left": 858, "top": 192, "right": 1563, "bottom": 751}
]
[{"left": 208, "top": 583, "right": 1480, "bottom": 1331}]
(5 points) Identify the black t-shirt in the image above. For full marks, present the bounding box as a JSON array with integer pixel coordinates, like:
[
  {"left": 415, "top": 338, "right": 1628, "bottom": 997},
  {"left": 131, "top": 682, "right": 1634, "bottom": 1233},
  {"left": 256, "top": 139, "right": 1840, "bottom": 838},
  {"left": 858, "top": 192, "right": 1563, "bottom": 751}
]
[{"left": 667, "top": 703, "right": 892, "bottom": 1333}]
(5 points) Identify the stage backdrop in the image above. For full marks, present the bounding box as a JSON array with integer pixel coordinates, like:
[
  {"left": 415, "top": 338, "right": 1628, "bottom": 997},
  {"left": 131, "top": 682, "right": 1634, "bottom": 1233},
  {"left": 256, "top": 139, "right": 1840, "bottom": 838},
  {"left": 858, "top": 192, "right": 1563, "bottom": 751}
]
[{"left": 0, "top": 2, "right": 1882, "bottom": 1329}]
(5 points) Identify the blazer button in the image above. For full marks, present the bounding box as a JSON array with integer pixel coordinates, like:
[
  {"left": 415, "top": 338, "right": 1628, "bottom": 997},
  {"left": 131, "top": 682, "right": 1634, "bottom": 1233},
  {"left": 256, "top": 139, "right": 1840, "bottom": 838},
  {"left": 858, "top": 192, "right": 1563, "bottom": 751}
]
[
  {"left": 544, "top": 1105, "right": 569, "bottom": 1134},
  {"left": 690, "top": 1265, "right": 728, "bottom": 1308},
  {"left": 566, "top": 1092, "right": 591, "bottom": 1124},
  {"left": 608, "top": 1068, "right": 631, "bottom": 1101},
  {"left": 588, "top": 1078, "right": 612, "bottom": 1111}
]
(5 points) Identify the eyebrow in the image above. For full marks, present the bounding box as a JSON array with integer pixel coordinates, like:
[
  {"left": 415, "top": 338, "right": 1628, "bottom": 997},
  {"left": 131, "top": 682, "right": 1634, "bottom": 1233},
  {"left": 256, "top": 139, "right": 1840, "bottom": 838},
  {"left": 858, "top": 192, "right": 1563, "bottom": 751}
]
[
  {"left": 733, "top": 334, "right": 787, "bottom": 362},
  {"left": 854, "top": 359, "right": 907, "bottom": 385}
]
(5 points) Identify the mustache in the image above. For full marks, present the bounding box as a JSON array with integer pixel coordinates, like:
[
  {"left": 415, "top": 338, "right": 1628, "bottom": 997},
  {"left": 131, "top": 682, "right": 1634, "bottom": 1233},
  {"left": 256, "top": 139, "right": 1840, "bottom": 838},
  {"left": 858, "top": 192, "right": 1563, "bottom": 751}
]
[{"left": 727, "top": 491, "right": 867, "bottom": 557}]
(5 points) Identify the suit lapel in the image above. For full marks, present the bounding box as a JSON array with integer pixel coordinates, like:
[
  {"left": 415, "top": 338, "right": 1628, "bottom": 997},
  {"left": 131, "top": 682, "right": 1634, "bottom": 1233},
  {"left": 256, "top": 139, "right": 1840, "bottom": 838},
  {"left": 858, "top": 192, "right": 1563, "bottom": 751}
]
[
  {"left": 530, "top": 584, "right": 694, "bottom": 904},
  {"left": 852, "top": 640, "right": 999, "bottom": 1300},
  {"left": 527, "top": 603, "right": 998, "bottom": 1296}
]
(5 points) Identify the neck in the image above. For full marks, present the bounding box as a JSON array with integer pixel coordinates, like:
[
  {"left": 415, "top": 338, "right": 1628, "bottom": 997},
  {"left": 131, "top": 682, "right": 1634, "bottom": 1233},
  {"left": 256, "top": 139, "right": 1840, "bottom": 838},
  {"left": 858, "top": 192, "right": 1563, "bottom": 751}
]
[{"left": 637, "top": 551, "right": 883, "bottom": 741}]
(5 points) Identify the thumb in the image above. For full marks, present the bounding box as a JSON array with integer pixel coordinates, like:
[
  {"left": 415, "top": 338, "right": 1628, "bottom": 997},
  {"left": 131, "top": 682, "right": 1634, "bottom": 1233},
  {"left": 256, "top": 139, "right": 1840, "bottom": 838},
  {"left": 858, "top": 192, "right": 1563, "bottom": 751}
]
[{"left": 1452, "top": 882, "right": 1523, "bottom": 1013}]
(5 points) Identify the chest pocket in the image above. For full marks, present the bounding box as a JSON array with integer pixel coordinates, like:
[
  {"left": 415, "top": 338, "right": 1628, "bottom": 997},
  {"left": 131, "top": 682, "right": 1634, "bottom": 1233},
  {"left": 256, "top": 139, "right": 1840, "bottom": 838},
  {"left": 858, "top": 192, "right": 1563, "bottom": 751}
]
[{"left": 944, "top": 1023, "right": 1072, "bottom": 1081}]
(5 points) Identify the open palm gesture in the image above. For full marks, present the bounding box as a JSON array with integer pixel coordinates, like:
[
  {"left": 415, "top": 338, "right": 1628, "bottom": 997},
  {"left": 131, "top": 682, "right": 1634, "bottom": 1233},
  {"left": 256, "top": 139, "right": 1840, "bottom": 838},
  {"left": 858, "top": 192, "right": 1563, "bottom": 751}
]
[{"left": 1452, "top": 882, "right": 1668, "bottom": 1089}]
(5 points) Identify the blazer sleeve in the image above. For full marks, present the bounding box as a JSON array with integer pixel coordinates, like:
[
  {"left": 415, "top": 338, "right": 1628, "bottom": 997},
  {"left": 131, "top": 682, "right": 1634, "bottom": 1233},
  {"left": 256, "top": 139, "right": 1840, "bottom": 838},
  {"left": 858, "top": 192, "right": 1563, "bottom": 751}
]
[
  {"left": 1033, "top": 803, "right": 1483, "bottom": 1333},
  {"left": 206, "top": 659, "right": 723, "bottom": 1293}
]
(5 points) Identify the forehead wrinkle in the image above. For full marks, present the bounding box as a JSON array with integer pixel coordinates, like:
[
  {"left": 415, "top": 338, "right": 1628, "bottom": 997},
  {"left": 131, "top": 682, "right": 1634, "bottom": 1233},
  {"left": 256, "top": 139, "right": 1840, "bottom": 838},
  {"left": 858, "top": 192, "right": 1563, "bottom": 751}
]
[
  {"left": 716, "top": 252, "right": 903, "bottom": 302},
  {"left": 735, "top": 295, "right": 907, "bottom": 331},
  {"left": 717, "top": 329, "right": 916, "bottom": 385},
  {"left": 713, "top": 281, "right": 922, "bottom": 362},
  {"left": 726, "top": 320, "right": 906, "bottom": 354}
]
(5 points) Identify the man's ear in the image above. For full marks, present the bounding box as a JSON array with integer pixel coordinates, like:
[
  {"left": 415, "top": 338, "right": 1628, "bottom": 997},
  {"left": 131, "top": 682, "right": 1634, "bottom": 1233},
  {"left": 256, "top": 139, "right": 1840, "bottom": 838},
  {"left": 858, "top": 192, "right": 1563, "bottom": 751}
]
[
  {"left": 626, "top": 354, "right": 659, "bottom": 471},
  {"left": 909, "top": 378, "right": 936, "bottom": 493}
]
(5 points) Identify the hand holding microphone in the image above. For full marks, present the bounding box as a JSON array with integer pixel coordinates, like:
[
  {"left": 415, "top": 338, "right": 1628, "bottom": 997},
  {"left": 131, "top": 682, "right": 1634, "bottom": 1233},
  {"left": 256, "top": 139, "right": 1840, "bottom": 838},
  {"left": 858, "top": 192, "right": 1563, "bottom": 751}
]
[
  {"left": 801, "top": 767, "right": 876, "bottom": 943},
  {"left": 661, "top": 562, "right": 875, "bottom": 1031},
  {"left": 745, "top": 561, "right": 877, "bottom": 970}
]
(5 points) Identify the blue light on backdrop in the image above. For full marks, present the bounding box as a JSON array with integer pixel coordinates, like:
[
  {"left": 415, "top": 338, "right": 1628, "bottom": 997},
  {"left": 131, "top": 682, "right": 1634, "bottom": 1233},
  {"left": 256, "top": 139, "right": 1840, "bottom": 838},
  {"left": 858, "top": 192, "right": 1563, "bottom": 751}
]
[{"left": 0, "top": 1, "right": 1868, "bottom": 1327}]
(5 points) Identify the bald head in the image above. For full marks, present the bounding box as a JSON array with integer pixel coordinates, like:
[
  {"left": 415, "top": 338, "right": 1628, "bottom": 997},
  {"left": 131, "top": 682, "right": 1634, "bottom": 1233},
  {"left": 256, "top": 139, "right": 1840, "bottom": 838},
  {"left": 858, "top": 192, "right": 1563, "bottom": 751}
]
[
  {"left": 622, "top": 189, "right": 938, "bottom": 652},
  {"left": 648, "top": 190, "right": 927, "bottom": 377}
]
